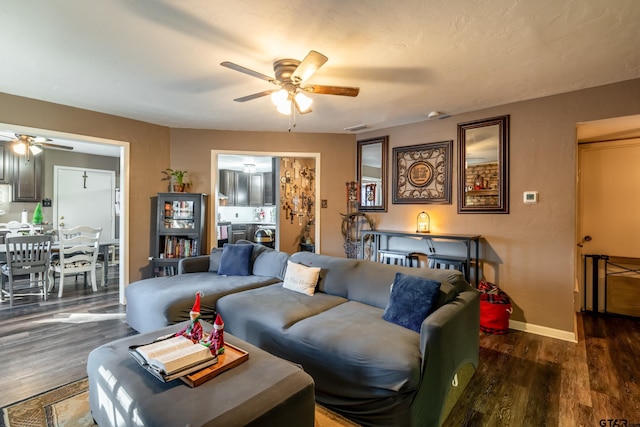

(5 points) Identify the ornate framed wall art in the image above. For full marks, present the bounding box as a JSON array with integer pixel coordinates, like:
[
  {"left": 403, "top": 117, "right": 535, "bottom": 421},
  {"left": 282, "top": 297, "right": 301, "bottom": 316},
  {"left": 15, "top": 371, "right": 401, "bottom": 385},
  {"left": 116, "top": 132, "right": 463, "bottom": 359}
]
[{"left": 392, "top": 140, "right": 453, "bottom": 204}]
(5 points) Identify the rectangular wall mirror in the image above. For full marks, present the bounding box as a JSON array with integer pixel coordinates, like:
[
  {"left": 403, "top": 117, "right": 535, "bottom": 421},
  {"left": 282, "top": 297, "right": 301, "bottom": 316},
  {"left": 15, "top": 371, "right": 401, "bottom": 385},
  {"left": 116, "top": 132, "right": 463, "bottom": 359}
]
[
  {"left": 357, "top": 136, "right": 388, "bottom": 212},
  {"left": 458, "top": 115, "right": 510, "bottom": 213}
]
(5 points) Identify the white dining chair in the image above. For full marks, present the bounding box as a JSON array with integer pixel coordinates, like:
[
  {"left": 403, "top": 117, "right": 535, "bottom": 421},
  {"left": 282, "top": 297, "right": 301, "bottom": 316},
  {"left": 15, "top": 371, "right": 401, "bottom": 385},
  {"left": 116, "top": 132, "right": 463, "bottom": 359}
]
[{"left": 48, "top": 226, "right": 102, "bottom": 298}]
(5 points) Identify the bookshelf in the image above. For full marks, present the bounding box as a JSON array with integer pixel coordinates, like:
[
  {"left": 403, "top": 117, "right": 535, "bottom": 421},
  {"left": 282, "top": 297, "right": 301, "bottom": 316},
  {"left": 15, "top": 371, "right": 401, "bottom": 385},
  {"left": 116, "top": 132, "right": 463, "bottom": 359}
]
[{"left": 151, "top": 193, "right": 207, "bottom": 277}]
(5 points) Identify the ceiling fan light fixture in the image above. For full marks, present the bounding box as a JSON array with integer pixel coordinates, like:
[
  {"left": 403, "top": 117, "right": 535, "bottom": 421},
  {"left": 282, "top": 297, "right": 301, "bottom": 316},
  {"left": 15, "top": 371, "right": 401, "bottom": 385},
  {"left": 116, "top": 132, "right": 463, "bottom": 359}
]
[
  {"left": 13, "top": 142, "right": 27, "bottom": 155},
  {"left": 271, "top": 89, "right": 289, "bottom": 107},
  {"left": 294, "top": 92, "right": 313, "bottom": 113},
  {"left": 29, "top": 145, "right": 43, "bottom": 155},
  {"left": 276, "top": 99, "right": 292, "bottom": 115}
]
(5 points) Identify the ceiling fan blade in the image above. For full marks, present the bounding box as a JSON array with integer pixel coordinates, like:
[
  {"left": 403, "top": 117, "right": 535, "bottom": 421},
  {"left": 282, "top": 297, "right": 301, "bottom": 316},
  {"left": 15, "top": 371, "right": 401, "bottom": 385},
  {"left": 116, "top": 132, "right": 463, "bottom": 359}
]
[
  {"left": 291, "top": 50, "right": 328, "bottom": 84},
  {"left": 221, "top": 61, "right": 279, "bottom": 84},
  {"left": 234, "top": 90, "right": 278, "bottom": 102},
  {"left": 39, "top": 142, "right": 74, "bottom": 150},
  {"left": 303, "top": 85, "right": 360, "bottom": 97}
]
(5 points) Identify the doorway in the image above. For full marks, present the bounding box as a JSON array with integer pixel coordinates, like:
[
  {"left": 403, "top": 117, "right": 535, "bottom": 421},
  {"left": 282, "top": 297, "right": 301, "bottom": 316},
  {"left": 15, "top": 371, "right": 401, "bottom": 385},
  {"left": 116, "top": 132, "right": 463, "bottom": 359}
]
[
  {"left": 0, "top": 122, "right": 129, "bottom": 304},
  {"left": 576, "top": 114, "right": 640, "bottom": 316},
  {"left": 212, "top": 150, "right": 321, "bottom": 254}
]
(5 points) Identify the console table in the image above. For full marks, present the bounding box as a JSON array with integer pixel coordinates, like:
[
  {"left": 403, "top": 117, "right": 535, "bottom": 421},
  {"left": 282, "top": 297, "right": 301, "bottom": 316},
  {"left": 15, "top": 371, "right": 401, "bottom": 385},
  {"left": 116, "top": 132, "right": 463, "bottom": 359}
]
[{"left": 360, "top": 230, "right": 481, "bottom": 286}]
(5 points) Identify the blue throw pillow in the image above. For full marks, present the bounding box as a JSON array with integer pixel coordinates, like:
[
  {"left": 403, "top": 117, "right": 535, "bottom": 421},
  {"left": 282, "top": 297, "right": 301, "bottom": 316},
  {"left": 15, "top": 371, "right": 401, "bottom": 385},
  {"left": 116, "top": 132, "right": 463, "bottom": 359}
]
[
  {"left": 382, "top": 272, "right": 441, "bottom": 333},
  {"left": 217, "top": 243, "right": 253, "bottom": 276}
]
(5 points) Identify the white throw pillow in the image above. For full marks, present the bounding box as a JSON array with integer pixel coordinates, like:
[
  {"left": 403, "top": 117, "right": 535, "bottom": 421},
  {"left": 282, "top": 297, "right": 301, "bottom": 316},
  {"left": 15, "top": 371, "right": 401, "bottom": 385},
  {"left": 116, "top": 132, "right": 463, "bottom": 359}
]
[{"left": 282, "top": 260, "right": 321, "bottom": 296}]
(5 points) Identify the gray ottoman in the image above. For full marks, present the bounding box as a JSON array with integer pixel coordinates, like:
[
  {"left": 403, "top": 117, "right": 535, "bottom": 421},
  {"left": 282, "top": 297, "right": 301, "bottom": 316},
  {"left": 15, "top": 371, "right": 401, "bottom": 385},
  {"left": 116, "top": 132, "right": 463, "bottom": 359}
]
[{"left": 87, "top": 321, "right": 315, "bottom": 427}]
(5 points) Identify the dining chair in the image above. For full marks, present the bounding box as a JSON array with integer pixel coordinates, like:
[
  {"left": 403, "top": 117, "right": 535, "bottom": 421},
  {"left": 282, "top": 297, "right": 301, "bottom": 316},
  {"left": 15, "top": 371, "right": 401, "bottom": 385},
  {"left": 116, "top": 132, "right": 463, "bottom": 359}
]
[
  {"left": 0, "top": 234, "right": 53, "bottom": 307},
  {"left": 48, "top": 226, "right": 102, "bottom": 298}
]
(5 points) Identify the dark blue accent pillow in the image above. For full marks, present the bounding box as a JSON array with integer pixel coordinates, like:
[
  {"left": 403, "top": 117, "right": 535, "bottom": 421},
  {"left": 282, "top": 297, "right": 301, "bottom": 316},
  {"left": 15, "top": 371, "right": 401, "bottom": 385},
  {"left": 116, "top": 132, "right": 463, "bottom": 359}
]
[
  {"left": 382, "top": 272, "right": 441, "bottom": 333},
  {"left": 217, "top": 243, "right": 253, "bottom": 276}
]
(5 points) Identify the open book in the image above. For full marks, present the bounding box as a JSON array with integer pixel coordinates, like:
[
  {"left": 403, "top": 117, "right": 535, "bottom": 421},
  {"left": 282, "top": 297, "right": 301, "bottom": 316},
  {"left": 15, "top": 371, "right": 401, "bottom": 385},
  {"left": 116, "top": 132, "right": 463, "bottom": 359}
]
[{"left": 130, "top": 335, "right": 217, "bottom": 381}]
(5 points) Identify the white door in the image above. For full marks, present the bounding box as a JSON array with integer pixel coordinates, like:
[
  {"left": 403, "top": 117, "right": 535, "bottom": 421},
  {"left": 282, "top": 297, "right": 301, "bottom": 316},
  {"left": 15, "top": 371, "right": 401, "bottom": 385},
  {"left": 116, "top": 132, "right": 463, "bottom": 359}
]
[
  {"left": 54, "top": 166, "right": 116, "bottom": 239},
  {"left": 578, "top": 139, "right": 640, "bottom": 311}
]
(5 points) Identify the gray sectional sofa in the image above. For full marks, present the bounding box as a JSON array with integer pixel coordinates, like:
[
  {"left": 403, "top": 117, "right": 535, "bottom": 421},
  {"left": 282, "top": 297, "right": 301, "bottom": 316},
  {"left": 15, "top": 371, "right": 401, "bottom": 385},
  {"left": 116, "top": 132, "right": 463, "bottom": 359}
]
[{"left": 125, "top": 241, "right": 480, "bottom": 427}]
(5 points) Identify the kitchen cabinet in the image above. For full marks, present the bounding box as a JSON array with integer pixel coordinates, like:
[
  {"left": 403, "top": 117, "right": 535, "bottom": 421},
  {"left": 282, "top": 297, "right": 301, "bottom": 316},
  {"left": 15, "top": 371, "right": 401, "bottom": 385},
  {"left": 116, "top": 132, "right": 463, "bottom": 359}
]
[
  {"left": 12, "top": 153, "right": 43, "bottom": 202},
  {"left": 0, "top": 141, "right": 10, "bottom": 184},
  {"left": 150, "top": 193, "right": 207, "bottom": 277},
  {"left": 219, "top": 169, "right": 270, "bottom": 206},
  {"left": 263, "top": 172, "right": 274, "bottom": 206},
  {"left": 235, "top": 172, "right": 249, "bottom": 206},
  {"left": 249, "top": 173, "right": 263, "bottom": 206},
  {"left": 219, "top": 169, "right": 236, "bottom": 205},
  {"left": 230, "top": 224, "right": 247, "bottom": 243}
]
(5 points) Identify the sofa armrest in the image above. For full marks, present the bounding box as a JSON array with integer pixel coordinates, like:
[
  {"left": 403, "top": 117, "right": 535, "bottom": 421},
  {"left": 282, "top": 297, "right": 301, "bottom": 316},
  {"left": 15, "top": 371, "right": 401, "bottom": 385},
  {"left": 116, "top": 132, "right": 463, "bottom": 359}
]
[
  {"left": 178, "top": 255, "right": 210, "bottom": 274},
  {"left": 414, "top": 288, "right": 480, "bottom": 426}
]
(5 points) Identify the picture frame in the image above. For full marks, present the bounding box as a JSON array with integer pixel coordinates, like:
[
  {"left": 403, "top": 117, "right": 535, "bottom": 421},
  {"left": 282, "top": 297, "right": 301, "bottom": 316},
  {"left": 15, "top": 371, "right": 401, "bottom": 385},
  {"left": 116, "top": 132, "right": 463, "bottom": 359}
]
[
  {"left": 357, "top": 136, "right": 388, "bottom": 212},
  {"left": 457, "top": 115, "right": 509, "bottom": 213},
  {"left": 392, "top": 140, "right": 453, "bottom": 204}
]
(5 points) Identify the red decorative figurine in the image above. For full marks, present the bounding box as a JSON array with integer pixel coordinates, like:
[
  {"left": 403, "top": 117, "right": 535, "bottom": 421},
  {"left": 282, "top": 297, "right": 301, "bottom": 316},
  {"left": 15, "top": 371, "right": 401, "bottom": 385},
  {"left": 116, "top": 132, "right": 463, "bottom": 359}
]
[
  {"left": 175, "top": 291, "right": 204, "bottom": 343},
  {"left": 203, "top": 313, "right": 225, "bottom": 355}
]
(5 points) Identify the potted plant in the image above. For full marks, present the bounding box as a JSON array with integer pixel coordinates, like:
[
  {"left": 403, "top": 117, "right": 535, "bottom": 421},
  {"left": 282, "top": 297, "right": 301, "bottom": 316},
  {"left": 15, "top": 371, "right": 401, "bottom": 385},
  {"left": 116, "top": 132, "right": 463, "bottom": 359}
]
[{"left": 162, "top": 168, "right": 190, "bottom": 192}]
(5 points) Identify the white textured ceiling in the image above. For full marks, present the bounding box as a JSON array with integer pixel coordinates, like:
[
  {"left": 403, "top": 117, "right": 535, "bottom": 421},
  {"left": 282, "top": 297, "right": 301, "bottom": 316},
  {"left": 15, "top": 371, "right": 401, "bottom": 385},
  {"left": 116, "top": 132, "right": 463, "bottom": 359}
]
[{"left": 0, "top": 0, "right": 639, "bottom": 136}]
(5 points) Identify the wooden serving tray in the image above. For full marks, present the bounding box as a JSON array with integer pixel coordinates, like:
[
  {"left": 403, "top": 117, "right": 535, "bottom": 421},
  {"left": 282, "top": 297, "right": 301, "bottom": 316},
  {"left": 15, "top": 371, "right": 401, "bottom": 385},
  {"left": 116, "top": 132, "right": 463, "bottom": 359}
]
[{"left": 181, "top": 342, "right": 249, "bottom": 387}]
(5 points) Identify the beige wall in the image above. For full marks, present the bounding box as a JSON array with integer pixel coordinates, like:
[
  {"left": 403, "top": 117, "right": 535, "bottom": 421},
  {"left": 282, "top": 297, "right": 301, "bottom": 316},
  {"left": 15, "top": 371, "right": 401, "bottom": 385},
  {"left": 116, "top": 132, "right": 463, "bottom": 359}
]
[
  {"left": 169, "top": 129, "right": 355, "bottom": 256},
  {"left": 358, "top": 79, "right": 640, "bottom": 333},
  {"left": 0, "top": 92, "right": 170, "bottom": 282}
]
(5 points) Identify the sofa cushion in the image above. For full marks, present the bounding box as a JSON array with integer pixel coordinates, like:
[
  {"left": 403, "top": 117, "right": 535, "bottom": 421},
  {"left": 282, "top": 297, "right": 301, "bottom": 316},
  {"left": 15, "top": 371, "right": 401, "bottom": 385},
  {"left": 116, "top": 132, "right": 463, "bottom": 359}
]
[
  {"left": 289, "top": 252, "right": 466, "bottom": 310},
  {"left": 281, "top": 301, "right": 422, "bottom": 396},
  {"left": 218, "top": 243, "right": 253, "bottom": 276},
  {"left": 283, "top": 261, "right": 321, "bottom": 296},
  {"left": 382, "top": 273, "right": 441, "bottom": 333},
  {"left": 125, "top": 273, "right": 282, "bottom": 333},
  {"left": 216, "top": 283, "right": 347, "bottom": 344},
  {"left": 253, "top": 249, "right": 289, "bottom": 280},
  {"left": 207, "top": 248, "right": 224, "bottom": 273}
]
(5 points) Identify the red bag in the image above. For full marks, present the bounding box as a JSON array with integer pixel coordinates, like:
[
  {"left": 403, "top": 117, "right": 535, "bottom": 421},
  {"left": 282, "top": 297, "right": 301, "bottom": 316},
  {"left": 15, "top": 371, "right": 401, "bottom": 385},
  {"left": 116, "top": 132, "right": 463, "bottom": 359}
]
[{"left": 478, "top": 280, "right": 512, "bottom": 334}]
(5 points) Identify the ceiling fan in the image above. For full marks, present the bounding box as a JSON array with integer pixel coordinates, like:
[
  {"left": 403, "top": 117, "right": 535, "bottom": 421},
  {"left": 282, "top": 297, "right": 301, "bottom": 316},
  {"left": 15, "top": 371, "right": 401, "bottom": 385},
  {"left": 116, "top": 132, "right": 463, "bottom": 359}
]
[
  {"left": 221, "top": 50, "right": 359, "bottom": 116},
  {"left": 0, "top": 133, "right": 74, "bottom": 157}
]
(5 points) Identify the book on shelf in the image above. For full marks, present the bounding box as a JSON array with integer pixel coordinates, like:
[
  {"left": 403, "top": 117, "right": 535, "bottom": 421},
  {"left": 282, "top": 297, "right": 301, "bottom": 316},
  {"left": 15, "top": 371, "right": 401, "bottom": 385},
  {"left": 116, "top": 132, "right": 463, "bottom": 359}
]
[
  {"left": 129, "top": 335, "right": 218, "bottom": 382},
  {"left": 162, "top": 237, "right": 199, "bottom": 258}
]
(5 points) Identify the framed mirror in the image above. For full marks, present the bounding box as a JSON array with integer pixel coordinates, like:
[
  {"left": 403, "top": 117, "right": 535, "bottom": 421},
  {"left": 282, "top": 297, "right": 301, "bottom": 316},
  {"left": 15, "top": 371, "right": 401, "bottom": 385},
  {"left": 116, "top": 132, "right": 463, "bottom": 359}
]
[
  {"left": 458, "top": 115, "right": 510, "bottom": 213},
  {"left": 357, "top": 136, "right": 388, "bottom": 212}
]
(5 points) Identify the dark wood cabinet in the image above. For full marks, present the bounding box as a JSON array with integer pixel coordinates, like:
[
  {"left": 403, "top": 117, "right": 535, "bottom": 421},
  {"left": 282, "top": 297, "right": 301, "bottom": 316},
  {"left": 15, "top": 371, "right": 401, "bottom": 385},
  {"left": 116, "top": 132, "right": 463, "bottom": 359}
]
[
  {"left": 0, "top": 142, "right": 11, "bottom": 184},
  {"left": 12, "top": 154, "right": 42, "bottom": 202},
  {"left": 230, "top": 224, "right": 247, "bottom": 244},
  {"left": 235, "top": 172, "right": 249, "bottom": 206},
  {"left": 263, "top": 172, "right": 274, "bottom": 206},
  {"left": 219, "top": 169, "right": 236, "bottom": 205},
  {"left": 249, "top": 173, "right": 263, "bottom": 206},
  {"left": 150, "top": 193, "right": 207, "bottom": 277},
  {"left": 220, "top": 169, "right": 271, "bottom": 207}
]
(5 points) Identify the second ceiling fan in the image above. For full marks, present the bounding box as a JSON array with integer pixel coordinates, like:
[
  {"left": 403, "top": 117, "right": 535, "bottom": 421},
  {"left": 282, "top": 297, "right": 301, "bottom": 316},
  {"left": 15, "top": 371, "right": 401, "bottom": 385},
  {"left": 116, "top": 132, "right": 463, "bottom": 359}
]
[{"left": 221, "top": 50, "right": 359, "bottom": 115}]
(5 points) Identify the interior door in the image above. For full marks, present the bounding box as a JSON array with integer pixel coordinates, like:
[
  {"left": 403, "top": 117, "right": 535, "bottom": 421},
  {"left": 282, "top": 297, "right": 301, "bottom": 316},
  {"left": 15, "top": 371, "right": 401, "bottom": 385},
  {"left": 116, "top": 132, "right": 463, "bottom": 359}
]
[
  {"left": 578, "top": 139, "right": 640, "bottom": 312},
  {"left": 54, "top": 166, "right": 116, "bottom": 239}
]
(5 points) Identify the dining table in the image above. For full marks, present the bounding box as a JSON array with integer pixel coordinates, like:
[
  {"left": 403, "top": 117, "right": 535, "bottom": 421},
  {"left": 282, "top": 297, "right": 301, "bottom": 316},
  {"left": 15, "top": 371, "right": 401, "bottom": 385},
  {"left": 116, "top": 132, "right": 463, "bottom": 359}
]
[{"left": 0, "top": 238, "right": 119, "bottom": 288}]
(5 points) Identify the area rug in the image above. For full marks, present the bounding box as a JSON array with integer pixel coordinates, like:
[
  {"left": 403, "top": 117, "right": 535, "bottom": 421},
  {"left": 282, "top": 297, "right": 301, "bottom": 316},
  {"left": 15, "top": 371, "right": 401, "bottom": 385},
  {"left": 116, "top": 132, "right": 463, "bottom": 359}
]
[{"left": 1, "top": 378, "right": 360, "bottom": 427}]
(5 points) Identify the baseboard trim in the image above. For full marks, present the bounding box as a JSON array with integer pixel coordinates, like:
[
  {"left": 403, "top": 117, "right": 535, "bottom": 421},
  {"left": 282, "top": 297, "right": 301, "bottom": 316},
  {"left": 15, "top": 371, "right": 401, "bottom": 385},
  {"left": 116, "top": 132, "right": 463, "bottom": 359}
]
[{"left": 509, "top": 319, "right": 577, "bottom": 342}]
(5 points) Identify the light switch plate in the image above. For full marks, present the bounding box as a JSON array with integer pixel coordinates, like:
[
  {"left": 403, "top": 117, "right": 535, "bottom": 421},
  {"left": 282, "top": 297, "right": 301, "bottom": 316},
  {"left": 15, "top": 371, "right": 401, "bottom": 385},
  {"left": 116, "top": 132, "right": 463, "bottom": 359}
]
[{"left": 523, "top": 191, "right": 539, "bottom": 204}]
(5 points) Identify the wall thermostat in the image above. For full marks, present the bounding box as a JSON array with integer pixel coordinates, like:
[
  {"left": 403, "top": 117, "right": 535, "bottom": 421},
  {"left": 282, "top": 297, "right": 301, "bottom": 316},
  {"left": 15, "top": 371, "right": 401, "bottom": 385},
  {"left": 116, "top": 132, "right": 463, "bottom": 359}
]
[{"left": 523, "top": 191, "right": 539, "bottom": 204}]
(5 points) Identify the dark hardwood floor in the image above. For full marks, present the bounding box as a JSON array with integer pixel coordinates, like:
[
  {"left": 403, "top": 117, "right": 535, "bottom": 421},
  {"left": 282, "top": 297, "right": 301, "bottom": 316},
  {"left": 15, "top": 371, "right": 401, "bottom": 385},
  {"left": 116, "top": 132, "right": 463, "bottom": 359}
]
[
  {"left": 1, "top": 277, "right": 639, "bottom": 426},
  {"left": 0, "top": 272, "right": 135, "bottom": 408}
]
